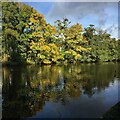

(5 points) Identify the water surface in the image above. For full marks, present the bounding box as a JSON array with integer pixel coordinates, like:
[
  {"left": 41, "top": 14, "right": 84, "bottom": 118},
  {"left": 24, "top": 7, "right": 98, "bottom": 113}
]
[{"left": 2, "top": 63, "right": 120, "bottom": 118}]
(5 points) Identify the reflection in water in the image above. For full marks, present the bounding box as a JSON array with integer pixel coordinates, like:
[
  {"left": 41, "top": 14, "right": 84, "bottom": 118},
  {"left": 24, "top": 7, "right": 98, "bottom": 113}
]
[
  {"left": 2, "top": 63, "right": 120, "bottom": 118},
  {"left": 0, "top": 64, "right": 2, "bottom": 120}
]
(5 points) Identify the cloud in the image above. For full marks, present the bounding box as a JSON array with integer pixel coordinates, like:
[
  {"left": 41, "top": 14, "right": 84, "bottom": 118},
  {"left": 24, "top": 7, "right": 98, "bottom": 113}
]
[
  {"left": 105, "top": 24, "right": 118, "bottom": 38},
  {"left": 106, "top": 25, "right": 118, "bottom": 33},
  {"left": 46, "top": 2, "right": 118, "bottom": 38},
  {"left": 47, "top": 2, "right": 116, "bottom": 26},
  {"left": 16, "top": 0, "right": 119, "bottom": 2}
]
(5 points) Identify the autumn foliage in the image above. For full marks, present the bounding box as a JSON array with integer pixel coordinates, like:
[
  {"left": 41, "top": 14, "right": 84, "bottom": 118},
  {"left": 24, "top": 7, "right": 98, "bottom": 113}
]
[{"left": 2, "top": 2, "right": 120, "bottom": 64}]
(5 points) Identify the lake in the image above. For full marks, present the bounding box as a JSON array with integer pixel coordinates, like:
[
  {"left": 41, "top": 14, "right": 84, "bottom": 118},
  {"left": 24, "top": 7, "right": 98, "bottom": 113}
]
[{"left": 1, "top": 63, "right": 120, "bottom": 118}]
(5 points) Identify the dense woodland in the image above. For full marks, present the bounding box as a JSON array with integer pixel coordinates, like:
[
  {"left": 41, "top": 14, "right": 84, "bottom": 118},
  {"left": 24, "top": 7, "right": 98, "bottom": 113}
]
[{"left": 2, "top": 2, "right": 120, "bottom": 65}]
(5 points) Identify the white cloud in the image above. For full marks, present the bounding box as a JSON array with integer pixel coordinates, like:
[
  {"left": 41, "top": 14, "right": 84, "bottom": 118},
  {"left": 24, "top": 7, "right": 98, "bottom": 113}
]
[
  {"left": 47, "top": 2, "right": 117, "bottom": 25},
  {"left": 46, "top": 2, "right": 118, "bottom": 38},
  {"left": 15, "top": 0, "right": 119, "bottom": 2}
]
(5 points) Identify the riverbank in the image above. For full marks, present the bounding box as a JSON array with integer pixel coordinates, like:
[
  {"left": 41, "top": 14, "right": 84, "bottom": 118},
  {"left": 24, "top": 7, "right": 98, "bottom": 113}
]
[
  {"left": 103, "top": 102, "right": 120, "bottom": 119},
  {"left": 1, "top": 60, "right": 119, "bottom": 67}
]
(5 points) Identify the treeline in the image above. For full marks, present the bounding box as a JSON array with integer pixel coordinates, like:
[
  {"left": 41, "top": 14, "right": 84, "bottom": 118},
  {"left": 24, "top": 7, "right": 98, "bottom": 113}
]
[{"left": 2, "top": 2, "right": 120, "bottom": 64}]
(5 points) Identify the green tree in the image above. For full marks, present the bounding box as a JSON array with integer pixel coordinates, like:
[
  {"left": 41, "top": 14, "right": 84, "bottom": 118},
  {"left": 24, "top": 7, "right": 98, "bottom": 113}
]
[{"left": 2, "top": 2, "right": 32, "bottom": 63}]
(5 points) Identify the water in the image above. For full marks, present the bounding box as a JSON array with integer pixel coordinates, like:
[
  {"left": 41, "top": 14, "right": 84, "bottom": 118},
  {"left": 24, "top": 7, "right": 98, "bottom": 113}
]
[
  {"left": 2, "top": 63, "right": 120, "bottom": 118},
  {"left": 0, "top": 63, "right": 2, "bottom": 119}
]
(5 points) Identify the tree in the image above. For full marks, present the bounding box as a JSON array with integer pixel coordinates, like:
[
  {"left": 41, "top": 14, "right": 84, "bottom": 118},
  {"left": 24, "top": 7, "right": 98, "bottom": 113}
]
[
  {"left": 2, "top": 2, "right": 32, "bottom": 62},
  {"left": 83, "top": 25, "right": 119, "bottom": 62},
  {"left": 26, "top": 9, "right": 59, "bottom": 64},
  {"left": 2, "top": 2, "right": 118, "bottom": 64}
]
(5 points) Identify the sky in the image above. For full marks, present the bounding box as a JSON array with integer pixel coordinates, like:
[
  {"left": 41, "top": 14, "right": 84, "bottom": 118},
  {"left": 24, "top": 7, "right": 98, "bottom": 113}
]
[{"left": 24, "top": 1, "right": 118, "bottom": 39}]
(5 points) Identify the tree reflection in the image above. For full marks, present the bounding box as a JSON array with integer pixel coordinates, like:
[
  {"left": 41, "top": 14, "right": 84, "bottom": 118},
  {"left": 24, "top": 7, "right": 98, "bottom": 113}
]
[{"left": 2, "top": 63, "right": 120, "bottom": 118}]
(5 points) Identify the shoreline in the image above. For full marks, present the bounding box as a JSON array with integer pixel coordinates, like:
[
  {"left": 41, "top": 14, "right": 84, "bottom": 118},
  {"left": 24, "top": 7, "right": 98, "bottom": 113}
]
[
  {"left": 1, "top": 60, "right": 119, "bottom": 66},
  {"left": 103, "top": 102, "right": 120, "bottom": 119}
]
